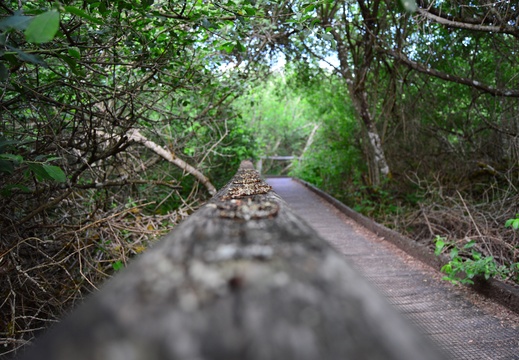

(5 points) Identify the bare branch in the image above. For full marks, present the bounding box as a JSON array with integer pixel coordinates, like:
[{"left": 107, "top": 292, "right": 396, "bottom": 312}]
[
  {"left": 73, "top": 177, "right": 182, "bottom": 190},
  {"left": 385, "top": 49, "right": 519, "bottom": 98},
  {"left": 416, "top": 8, "right": 519, "bottom": 37},
  {"left": 127, "top": 130, "right": 217, "bottom": 195}
]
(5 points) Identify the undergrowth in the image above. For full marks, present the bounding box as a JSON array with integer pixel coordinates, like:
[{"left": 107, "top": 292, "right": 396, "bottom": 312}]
[
  {"left": 434, "top": 236, "right": 519, "bottom": 285},
  {"left": 302, "top": 172, "right": 519, "bottom": 286}
]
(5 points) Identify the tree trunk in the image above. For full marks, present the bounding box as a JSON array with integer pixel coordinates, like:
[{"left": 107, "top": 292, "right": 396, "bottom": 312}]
[
  {"left": 353, "top": 90, "right": 391, "bottom": 184},
  {"left": 324, "top": 22, "right": 390, "bottom": 185}
]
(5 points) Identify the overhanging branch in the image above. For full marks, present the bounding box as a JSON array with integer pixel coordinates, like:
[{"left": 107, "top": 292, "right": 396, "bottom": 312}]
[
  {"left": 416, "top": 8, "right": 519, "bottom": 37},
  {"left": 385, "top": 49, "right": 519, "bottom": 98},
  {"left": 128, "top": 130, "right": 217, "bottom": 195}
]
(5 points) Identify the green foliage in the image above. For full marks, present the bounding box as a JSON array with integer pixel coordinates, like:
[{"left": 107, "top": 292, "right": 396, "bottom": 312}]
[
  {"left": 349, "top": 184, "right": 400, "bottom": 218},
  {"left": 0, "top": 138, "right": 66, "bottom": 191},
  {"left": 0, "top": 1, "right": 272, "bottom": 351},
  {"left": 2, "top": 0, "right": 519, "bottom": 354},
  {"left": 27, "top": 162, "right": 66, "bottom": 183},
  {"left": 434, "top": 236, "right": 518, "bottom": 285},
  {"left": 25, "top": 10, "right": 60, "bottom": 43},
  {"left": 112, "top": 260, "right": 124, "bottom": 271},
  {"left": 63, "top": 5, "right": 103, "bottom": 25},
  {"left": 279, "top": 69, "right": 374, "bottom": 211},
  {"left": 505, "top": 215, "right": 519, "bottom": 230},
  {"left": 237, "top": 71, "right": 321, "bottom": 174}
]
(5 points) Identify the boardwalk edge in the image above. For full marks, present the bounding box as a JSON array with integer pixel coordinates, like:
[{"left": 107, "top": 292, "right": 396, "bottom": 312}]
[{"left": 294, "top": 177, "right": 519, "bottom": 315}]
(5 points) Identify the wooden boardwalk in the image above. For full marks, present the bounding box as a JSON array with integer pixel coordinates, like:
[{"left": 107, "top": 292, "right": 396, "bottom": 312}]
[{"left": 267, "top": 177, "right": 519, "bottom": 360}]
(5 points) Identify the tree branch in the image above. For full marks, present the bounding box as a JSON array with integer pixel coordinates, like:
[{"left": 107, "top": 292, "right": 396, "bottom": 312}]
[
  {"left": 73, "top": 177, "right": 182, "bottom": 190},
  {"left": 127, "top": 130, "right": 217, "bottom": 195},
  {"left": 385, "top": 49, "right": 519, "bottom": 98},
  {"left": 416, "top": 8, "right": 519, "bottom": 37},
  {"left": 15, "top": 189, "right": 75, "bottom": 227}
]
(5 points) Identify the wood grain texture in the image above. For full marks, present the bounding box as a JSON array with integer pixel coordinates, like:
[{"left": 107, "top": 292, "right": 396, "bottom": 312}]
[{"left": 18, "top": 161, "right": 446, "bottom": 360}]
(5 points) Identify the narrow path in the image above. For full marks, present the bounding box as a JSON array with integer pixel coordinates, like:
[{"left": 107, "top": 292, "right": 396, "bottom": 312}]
[{"left": 267, "top": 177, "right": 519, "bottom": 360}]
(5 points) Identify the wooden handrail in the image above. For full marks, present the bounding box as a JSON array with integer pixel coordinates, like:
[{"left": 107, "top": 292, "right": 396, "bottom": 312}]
[{"left": 18, "top": 161, "right": 446, "bottom": 360}]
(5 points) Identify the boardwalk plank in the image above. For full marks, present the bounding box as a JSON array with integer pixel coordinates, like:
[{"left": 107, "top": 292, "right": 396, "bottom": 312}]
[{"left": 268, "top": 177, "right": 519, "bottom": 360}]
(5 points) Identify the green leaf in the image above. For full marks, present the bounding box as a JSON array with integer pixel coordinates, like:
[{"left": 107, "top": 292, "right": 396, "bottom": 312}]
[
  {"left": 112, "top": 260, "right": 124, "bottom": 271},
  {"left": 236, "top": 41, "right": 246, "bottom": 53},
  {"left": 1, "top": 184, "right": 31, "bottom": 197},
  {"left": 141, "top": 0, "right": 154, "bottom": 7},
  {"left": 45, "top": 156, "right": 62, "bottom": 162},
  {"left": 441, "top": 263, "right": 452, "bottom": 274},
  {"left": 42, "top": 164, "right": 66, "bottom": 182},
  {"left": 449, "top": 248, "right": 458, "bottom": 259},
  {"left": 0, "top": 153, "right": 23, "bottom": 164},
  {"left": 27, "top": 163, "right": 66, "bottom": 182},
  {"left": 68, "top": 47, "right": 81, "bottom": 59},
  {"left": 58, "top": 54, "right": 85, "bottom": 77},
  {"left": 305, "top": 4, "right": 316, "bottom": 13},
  {"left": 25, "top": 10, "right": 60, "bottom": 44},
  {"left": 507, "top": 217, "right": 519, "bottom": 230},
  {"left": 28, "top": 163, "right": 51, "bottom": 181},
  {"left": 64, "top": 6, "right": 103, "bottom": 25},
  {"left": 434, "top": 239, "right": 445, "bottom": 256},
  {"left": 0, "top": 138, "right": 20, "bottom": 151},
  {"left": 471, "top": 250, "right": 481, "bottom": 260},
  {"left": 463, "top": 240, "right": 476, "bottom": 249},
  {"left": 441, "top": 275, "right": 453, "bottom": 282},
  {"left": 244, "top": 7, "right": 256, "bottom": 16},
  {"left": 219, "top": 42, "right": 235, "bottom": 53}
]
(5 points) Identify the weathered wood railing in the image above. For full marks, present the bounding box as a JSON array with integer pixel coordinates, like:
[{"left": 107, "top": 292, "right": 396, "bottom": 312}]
[{"left": 18, "top": 161, "right": 446, "bottom": 360}]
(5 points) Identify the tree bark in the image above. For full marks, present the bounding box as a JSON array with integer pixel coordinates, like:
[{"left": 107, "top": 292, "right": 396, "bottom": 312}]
[
  {"left": 300, "top": 124, "right": 319, "bottom": 159},
  {"left": 321, "top": 0, "right": 391, "bottom": 185}
]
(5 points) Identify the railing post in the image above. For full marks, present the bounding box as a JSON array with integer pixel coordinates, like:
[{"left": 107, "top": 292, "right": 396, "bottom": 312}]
[{"left": 18, "top": 160, "right": 446, "bottom": 360}]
